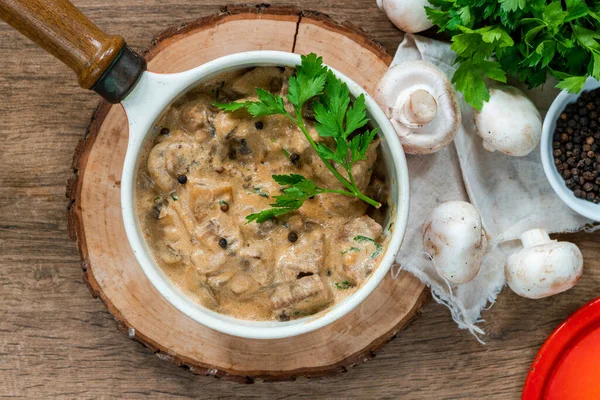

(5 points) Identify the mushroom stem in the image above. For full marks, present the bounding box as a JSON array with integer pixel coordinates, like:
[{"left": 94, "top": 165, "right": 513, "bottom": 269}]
[
  {"left": 520, "top": 228, "right": 552, "bottom": 248},
  {"left": 394, "top": 89, "right": 438, "bottom": 128}
]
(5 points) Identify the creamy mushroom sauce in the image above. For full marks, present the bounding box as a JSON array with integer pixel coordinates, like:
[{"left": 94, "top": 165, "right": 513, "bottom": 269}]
[{"left": 136, "top": 67, "right": 391, "bottom": 321}]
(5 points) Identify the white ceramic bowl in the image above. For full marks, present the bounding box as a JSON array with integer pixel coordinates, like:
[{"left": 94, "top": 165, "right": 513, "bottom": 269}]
[
  {"left": 119, "top": 51, "right": 410, "bottom": 339},
  {"left": 541, "top": 77, "right": 600, "bottom": 222}
]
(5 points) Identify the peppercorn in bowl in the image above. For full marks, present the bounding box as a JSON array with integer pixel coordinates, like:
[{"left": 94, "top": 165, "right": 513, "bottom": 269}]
[{"left": 542, "top": 78, "right": 600, "bottom": 221}]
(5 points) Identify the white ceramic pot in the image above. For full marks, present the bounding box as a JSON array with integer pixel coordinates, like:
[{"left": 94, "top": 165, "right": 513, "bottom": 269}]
[
  {"left": 541, "top": 77, "right": 600, "bottom": 222},
  {"left": 0, "top": 2, "right": 410, "bottom": 339},
  {"left": 120, "top": 51, "right": 410, "bottom": 339}
]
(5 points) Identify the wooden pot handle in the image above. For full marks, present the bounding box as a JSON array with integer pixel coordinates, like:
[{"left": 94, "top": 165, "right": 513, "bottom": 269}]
[{"left": 0, "top": 0, "right": 146, "bottom": 103}]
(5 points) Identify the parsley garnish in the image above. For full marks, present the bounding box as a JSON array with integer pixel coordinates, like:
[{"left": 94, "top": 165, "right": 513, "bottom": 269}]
[
  {"left": 335, "top": 280, "right": 352, "bottom": 290},
  {"left": 252, "top": 187, "right": 269, "bottom": 198},
  {"left": 354, "top": 235, "right": 383, "bottom": 259},
  {"left": 341, "top": 247, "right": 360, "bottom": 254},
  {"left": 215, "top": 54, "right": 381, "bottom": 223},
  {"left": 425, "top": 0, "right": 600, "bottom": 109},
  {"left": 170, "top": 193, "right": 179, "bottom": 201}
]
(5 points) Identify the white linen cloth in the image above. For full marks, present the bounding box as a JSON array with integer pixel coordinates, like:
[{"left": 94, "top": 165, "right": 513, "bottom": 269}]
[{"left": 390, "top": 34, "right": 595, "bottom": 341}]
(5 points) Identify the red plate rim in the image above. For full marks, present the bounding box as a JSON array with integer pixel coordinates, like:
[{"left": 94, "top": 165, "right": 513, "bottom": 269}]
[{"left": 522, "top": 296, "right": 600, "bottom": 400}]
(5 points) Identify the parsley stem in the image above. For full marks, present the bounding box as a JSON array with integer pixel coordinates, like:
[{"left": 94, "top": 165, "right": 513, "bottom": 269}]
[
  {"left": 316, "top": 188, "right": 355, "bottom": 196},
  {"left": 290, "top": 109, "right": 353, "bottom": 191},
  {"left": 288, "top": 108, "right": 381, "bottom": 209}
]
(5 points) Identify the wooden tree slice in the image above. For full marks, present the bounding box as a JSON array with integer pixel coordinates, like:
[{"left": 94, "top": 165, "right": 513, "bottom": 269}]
[{"left": 66, "top": 4, "right": 427, "bottom": 382}]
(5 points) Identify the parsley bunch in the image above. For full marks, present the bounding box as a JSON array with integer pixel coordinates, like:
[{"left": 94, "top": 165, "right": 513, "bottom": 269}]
[
  {"left": 215, "top": 54, "right": 381, "bottom": 223},
  {"left": 425, "top": 0, "right": 600, "bottom": 110}
]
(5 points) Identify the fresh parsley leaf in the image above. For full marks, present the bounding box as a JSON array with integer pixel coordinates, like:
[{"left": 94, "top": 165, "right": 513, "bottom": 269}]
[
  {"left": 312, "top": 73, "right": 379, "bottom": 177},
  {"left": 565, "top": 0, "right": 589, "bottom": 22},
  {"left": 425, "top": 7, "right": 450, "bottom": 31},
  {"left": 213, "top": 101, "right": 250, "bottom": 112},
  {"left": 555, "top": 75, "right": 588, "bottom": 93},
  {"left": 287, "top": 54, "right": 327, "bottom": 107},
  {"left": 214, "top": 89, "right": 286, "bottom": 118},
  {"left": 272, "top": 174, "right": 308, "bottom": 186},
  {"left": 499, "top": 0, "right": 526, "bottom": 13},
  {"left": 246, "top": 176, "right": 317, "bottom": 223},
  {"left": 572, "top": 25, "right": 600, "bottom": 54},
  {"left": 592, "top": 53, "right": 600, "bottom": 80},
  {"left": 345, "top": 94, "right": 369, "bottom": 137},
  {"left": 452, "top": 59, "right": 507, "bottom": 110},
  {"left": 542, "top": 1, "right": 568, "bottom": 32},
  {"left": 477, "top": 26, "right": 514, "bottom": 48},
  {"left": 451, "top": 33, "right": 481, "bottom": 58},
  {"left": 349, "top": 129, "right": 378, "bottom": 163},
  {"left": 247, "top": 89, "right": 287, "bottom": 117}
]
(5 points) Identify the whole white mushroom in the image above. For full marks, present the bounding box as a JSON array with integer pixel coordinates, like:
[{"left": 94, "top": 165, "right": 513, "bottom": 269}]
[
  {"left": 474, "top": 84, "right": 542, "bottom": 156},
  {"left": 377, "top": 0, "right": 434, "bottom": 33},
  {"left": 375, "top": 60, "right": 461, "bottom": 154},
  {"left": 505, "top": 229, "right": 583, "bottom": 299},
  {"left": 423, "top": 201, "right": 488, "bottom": 284}
]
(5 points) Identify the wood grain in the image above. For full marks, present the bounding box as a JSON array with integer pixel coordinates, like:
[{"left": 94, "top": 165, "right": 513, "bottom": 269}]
[
  {"left": 65, "top": 6, "right": 426, "bottom": 381},
  {"left": 0, "top": 0, "right": 125, "bottom": 89},
  {"left": 0, "top": 1, "right": 599, "bottom": 398}
]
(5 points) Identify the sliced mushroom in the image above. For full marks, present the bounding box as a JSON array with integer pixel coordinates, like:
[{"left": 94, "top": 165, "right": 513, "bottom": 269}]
[{"left": 375, "top": 60, "right": 461, "bottom": 154}]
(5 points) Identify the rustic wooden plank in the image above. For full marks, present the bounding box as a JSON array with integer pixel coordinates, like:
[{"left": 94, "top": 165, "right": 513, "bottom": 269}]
[{"left": 0, "top": 1, "right": 598, "bottom": 399}]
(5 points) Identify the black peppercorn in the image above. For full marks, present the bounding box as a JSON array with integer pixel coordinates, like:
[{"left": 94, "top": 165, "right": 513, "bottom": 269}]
[
  {"left": 290, "top": 152, "right": 300, "bottom": 166},
  {"left": 228, "top": 148, "right": 237, "bottom": 160},
  {"left": 177, "top": 174, "right": 187, "bottom": 184},
  {"left": 254, "top": 121, "right": 264, "bottom": 130},
  {"left": 220, "top": 202, "right": 229, "bottom": 212},
  {"left": 218, "top": 238, "right": 228, "bottom": 249},
  {"left": 160, "top": 127, "right": 170, "bottom": 135},
  {"left": 288, "top": 231, "right": 298, "bottom": 243},
  {"left": 587, "top": 192, "right": 596, "bottom": 201}
]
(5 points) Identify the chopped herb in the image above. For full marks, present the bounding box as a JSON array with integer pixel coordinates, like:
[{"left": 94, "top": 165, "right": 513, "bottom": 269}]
[
  {"left": 335, "top": 280, "right": 352, "bottom": 289},
  {"left": 388, "top": 222, "right": 394, "bottom": 230},
  {"left": 341, "top": 247, "right": 360, "bottom": 254},
  {"left": 219, "top": 200, "right": 229, "bottom": 206},
  {"left": 354, "top": 235, "right": 383, "bottom": 259},
  {"left": 253, "top": 187, "right": 269, "bottom": 198},
  {"left": 215, "top": 54, "right": 382, "bottom": 223},
  {"left": 153, "top": 196, "right": 162, "bottom": 202},
  {"left": 281, "top": 148, "right": 291, "bottom": 158},
  {"left": 171, "top": 193, "right": 179, "bottom": 201}
]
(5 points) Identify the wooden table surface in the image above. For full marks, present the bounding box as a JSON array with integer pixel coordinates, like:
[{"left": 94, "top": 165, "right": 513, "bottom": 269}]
[{"left": 1, "top": 1, "right": 598, "bottom": 399}]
